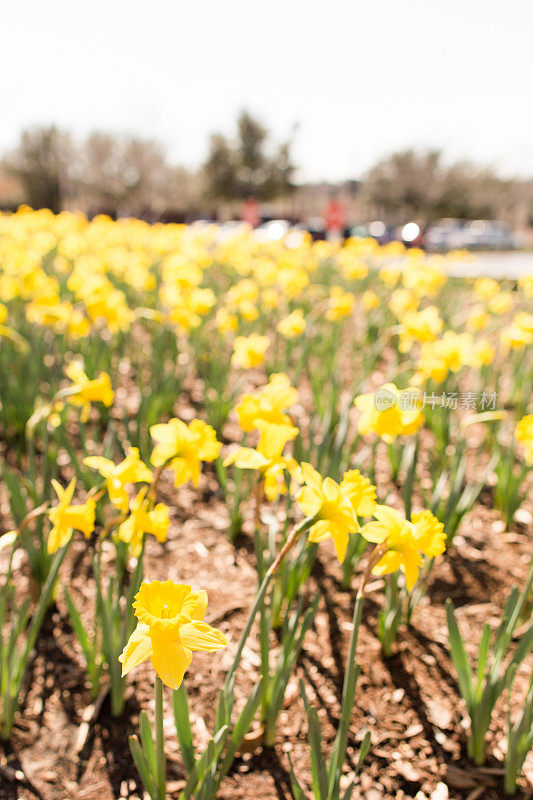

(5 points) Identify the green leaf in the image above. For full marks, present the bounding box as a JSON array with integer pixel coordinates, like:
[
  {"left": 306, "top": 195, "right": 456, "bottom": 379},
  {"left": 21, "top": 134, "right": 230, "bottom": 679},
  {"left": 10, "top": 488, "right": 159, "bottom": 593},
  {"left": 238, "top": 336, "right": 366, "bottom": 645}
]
[
  {"left": 139, "top": 710, "right": 157, "bottom": 780},
  {"left": 172, "top": 684, "right": 196, "bottom": 774},
  {"left": 446, "top": 599, "right": 474, "bottom": 709},
  {"left": 129, "top": 734, "right": 156, "bottom": 799}
]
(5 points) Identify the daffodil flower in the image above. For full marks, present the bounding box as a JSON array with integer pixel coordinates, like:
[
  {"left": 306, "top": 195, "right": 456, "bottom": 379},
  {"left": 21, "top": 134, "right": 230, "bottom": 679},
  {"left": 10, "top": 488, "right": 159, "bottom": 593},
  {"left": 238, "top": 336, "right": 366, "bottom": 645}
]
[
  {"left": 277, "top": 309, "right": 306, "bottom": 338},
  {"left": 224, "top": 421, "right": 298, "bottom": 502},
  {"left": 235, "top": 373, "right": 298, "bottom": 432},
  {"left": 150, "top": 418, "right": 221, "bottom": 487},
  {"left": 231, "top": 333, "right": 270, "bottom": 368},
  {"left": 361, "top": 505, "right": 445, "bottom": 590},
  {"left": 119, "top": 580, "right": 228, "bottom": 689},
  {"left": 354, "top": 382, "right": 424, "bottom": 443},
  {"left": 340, "top": 469, "right": 377, "bottom": 521},
  {"left": 516, "top": 414, "right": 533, "bottom": 465},
  {"left": 84, "top": 447, "right": 153, "bottom": 512},
  {"left": 295, "top": 463, "right": 358, "bottom": 563},
  {"left": 48, "top": 478, "right": 96, "bottom": 553},
  {"left": 64, "top": 362, "right": 113, "bottom": 422},
  {"left": 118, "top": 487, "right": 169, "bottom": 557}
]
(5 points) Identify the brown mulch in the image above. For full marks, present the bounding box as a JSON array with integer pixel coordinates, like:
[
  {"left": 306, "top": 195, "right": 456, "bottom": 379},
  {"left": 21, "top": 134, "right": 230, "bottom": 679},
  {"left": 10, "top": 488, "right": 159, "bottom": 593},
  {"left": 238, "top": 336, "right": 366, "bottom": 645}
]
[{"left": 1, "top": 457, "right": 532, "bottom": 800}]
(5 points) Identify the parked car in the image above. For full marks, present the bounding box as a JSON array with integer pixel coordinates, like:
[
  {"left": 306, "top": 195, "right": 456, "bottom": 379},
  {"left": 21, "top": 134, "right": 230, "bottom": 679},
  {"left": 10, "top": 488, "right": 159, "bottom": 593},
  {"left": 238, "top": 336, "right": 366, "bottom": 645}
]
[{"left": 424, "top": 218, "right": 517, "bottom": 251}]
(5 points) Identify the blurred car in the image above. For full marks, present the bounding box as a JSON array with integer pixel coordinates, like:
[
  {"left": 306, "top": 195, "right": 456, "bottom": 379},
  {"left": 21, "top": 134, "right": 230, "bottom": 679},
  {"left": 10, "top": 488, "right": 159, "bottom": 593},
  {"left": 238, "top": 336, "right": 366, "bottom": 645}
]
[
  {"left": 347, "top": 221, "right": 394, "bottom": 245},
  {"left": 254, "top": 219, "right": 292, "bottom": 242},
  {"left": 424, "top": 218, "right": 517, "bottom": 251},
  {"left": 461, "top": 220, "right": 517, "bottom": 250},
  {"left": 423, "top": 219, "right": 466, "bottom": 250},
  {"left": 297, "top": 217, "right": 326, "bottom": 241},
  {"left": 394, "top": 221, "right": 424, "bottom": 248}
]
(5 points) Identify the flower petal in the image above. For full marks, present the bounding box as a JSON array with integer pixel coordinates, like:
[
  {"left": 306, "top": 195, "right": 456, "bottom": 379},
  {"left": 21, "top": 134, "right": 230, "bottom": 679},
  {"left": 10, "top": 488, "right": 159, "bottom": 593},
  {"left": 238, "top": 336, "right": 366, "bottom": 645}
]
[
  {"left": 150, "top": 637, "right": 192, "bottom": 690},
  {"left": 179, "top": 621, "right": 228, "bottom": 652},
  {"left": 119, "top": 623, "right": 152, "bottom": 676},
  {"left": 84, "top": 456, "right": 114, "bottom": 477},
  {"left": 181, "top": 590, "right": 208, "bottom": 621}
]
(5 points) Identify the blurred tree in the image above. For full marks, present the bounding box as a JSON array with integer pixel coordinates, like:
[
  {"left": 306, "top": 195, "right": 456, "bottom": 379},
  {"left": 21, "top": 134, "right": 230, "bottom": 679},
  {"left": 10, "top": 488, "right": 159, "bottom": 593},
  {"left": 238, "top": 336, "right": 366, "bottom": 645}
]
[
  {"left": 203, "top": 111, "right": 295, "bottom": 203},
  {"left": 362, "top": 149, "right": 443, "bottom": 222},
  {"left": 2, "top": 126, "right": 73, "bottom": 213},
  {"left": 76, "top": 133, "right": 174, "bottom": 219},
  {"left": 362, "top": 148, "right": 529, "bottom": 225}
]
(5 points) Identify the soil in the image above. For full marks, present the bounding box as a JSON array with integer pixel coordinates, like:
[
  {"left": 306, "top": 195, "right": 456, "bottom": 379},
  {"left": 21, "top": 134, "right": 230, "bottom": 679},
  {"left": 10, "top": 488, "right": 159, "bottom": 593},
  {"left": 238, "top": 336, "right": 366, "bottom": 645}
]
[{"left": 1, "top": 393, "right": 532, "bottom": 800}]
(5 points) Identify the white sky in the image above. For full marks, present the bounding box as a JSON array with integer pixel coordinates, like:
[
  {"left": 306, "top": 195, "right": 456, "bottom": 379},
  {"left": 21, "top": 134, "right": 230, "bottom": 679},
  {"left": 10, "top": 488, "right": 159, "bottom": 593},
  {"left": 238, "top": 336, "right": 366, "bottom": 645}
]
[{"left": 3, "top": 0, "right": 533, "bottom": 181}]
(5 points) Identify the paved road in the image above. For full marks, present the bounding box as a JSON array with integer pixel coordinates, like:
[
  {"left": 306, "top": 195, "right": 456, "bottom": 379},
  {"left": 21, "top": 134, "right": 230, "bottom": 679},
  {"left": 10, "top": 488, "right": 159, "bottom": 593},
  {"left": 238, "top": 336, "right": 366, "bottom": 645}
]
[{"left": 445, "top": 251, "right": 533, "bottom": 279}]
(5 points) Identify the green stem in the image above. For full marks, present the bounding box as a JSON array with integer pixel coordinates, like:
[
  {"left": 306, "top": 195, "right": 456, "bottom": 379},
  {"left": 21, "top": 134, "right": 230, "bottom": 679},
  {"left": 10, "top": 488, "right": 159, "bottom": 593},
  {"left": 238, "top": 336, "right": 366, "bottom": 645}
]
[
  {"left": 224, "top": 516, "right": 314, "bottom": 693},
  {"left": 154, "top": 676, "right": 166, "bottom": 799}
]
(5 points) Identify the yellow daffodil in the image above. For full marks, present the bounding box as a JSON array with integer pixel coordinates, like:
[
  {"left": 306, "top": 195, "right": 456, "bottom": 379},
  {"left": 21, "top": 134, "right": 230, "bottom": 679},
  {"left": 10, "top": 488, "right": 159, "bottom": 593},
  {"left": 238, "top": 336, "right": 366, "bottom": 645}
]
[
  {"left": 64, "top": 362, "right": 113, "bottom": 422},
  {"left": 150, "top": 418, "right": 221, "bottom": 487},
  {"left": 354, "top": 383, "right": 424, "bottom": 443},
  {"left": 295, "top": 463, "right": 358, "bottom": 562},
  {"left": 215, "top": 307, "right": 238, "bottom": 334},
  {"left": 488, "top": 291, "right": 514, "bottom": 315},
  {"left": 516, "top": 414, "right": 533, "bottom": 465},
  {"left": 48, "top": 478, "right": 96, "bottom": 553},
  {"left": 277, "top": 308, "right": 307, "bottom": 338},
  {"left": 361, "top": 290, "right": 380, "bottom": 310},
  {"left": 84, "top": 447, "right": 153, "bottom": 512},
  {"left": 466, "top": 306, "right": 491, "bottom": 332},
  {"left": 235, "top": 373, "right": 298, "bottom": 432},
  {"left": 231, "top": 333, "right": 270, "bottom": 368},
  {"left": 340, "top": 469, "right": 377, "bottom": 521},
  {"left": 415, "top": 331, "right": 473, "bottom": 383},
  {"left": 389, "top": 288, "right": 419, "bottom": 319},
  {"left": 398, "top": 306, "right": 443, "bottom": 353},
  {"left": 518, "top": 274, "right": 533, "bottom": 298},
  {"left": 325, "top": 286, "right": 355, "bottom": 321},
  {"left": 119, "top": 580, "right": 228, "bottom": 689},
  {"left": 361, "top": 505, "right": 445, "bottom": 589},
  {"left": 118, "top": 487, "right": 169, "bottom": 557},
  {"left": 474, "top": 277, "right": 500, "bottom": 301},
  {"left": 224, "top": 421, "right": 298, "bottom": 501}
]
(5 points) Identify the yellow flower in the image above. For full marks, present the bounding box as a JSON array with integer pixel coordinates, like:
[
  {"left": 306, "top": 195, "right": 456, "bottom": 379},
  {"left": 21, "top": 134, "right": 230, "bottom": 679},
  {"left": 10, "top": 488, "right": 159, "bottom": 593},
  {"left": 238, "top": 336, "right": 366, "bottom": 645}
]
[
  {"left": 295, "top": 463, "right": 358, "bottom": 562},
  {"left": 518, "top": 274, "right": 533, "bottom": 298},
  {"left": 516, "top": 414, "right": 533, "bottom": 465},
  {"left": 340, "top": 469, "right": 377, "bottom": 520},
  {"left": 361, "top": 290, "right": 380, "bottom": 311},
  {"left": 150, "top": 418, "right": 221, "bottom": 487},
  {"left": 84, "top": 447, "right": 153, "bottom": 512},
  {"left": 48, "top": 478, "right": 96, "bottom": 553},
  {"left": 361, "top": 506, "right": 445, "bottom": 590},
  {"left": 65, "top": 362, "right": 113, "bottom": 422},
  {"left": 235, "top": 373, "right": 298, "bottom": 432},
  {"left": 231, "top": 334, "right": 270, "bottom": 368},
  {"left": 119, "top": 580, "right": 228, "bottom": 689},
  {"left": 398, "top": 306, "right": 443, "bottom": 353},
  {"left": 215, "top": 307, "right": 238, "bottom": 334},
  {"left": 415, "top": 331, "right": 473, "bottom": 383},
  {"left": 0, "top": 531, "right": 17, "bottom": 552},
  {"left": 224, "top": 421, "right": 298, "bottom": 502},
  {"left": 325, "top": 286, "right": 355, "bottom": 321},
  {"left": 466, "top": 306, "right": 491, "bottom": 332},
  {"left": 277, "top": 309, "right": 306, "bottom": 338},
  {"left": 354, "top": 383, "right": 424, "bottom": 443},
  {"left": 471, "top": 339, "right": 495, "bottom": 367},
  {"left": 500, "top": 313, "right": 533, "bottom": 350},
  {"left": 118, "top": 487, "right": 169, "bottom": 557},
  {"left": 488, "top": 291, "right": 513, "bottom": 315},
  {"left": 474, "top": 277, "right": 499, "bottom": 301},
  {"left": 388, "top": 289, "right": 419, "bottom": 319}
]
